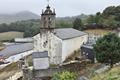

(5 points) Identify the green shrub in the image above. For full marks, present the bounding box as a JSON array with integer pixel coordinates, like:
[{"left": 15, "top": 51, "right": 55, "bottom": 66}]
[{"left": 52, "top": 71, "right": 78, "bottom": 80}]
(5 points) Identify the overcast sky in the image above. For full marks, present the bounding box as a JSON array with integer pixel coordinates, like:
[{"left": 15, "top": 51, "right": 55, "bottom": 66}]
[{"left": 0, "top": 0, "right": 120, "bottom": 17}]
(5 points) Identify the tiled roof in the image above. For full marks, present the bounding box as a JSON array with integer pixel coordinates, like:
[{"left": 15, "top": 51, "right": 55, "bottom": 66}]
[
  {"left": 0, "top": 43, "right": 33, "bottom": 58},
  {"left": 54, "top": 28, "right": 87, "bottom": 40}
]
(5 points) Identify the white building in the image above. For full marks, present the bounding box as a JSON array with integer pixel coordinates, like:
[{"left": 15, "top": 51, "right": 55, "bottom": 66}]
[
  {"left": 88, "top": 34, "right": 101, "bottom": 44},
  {"left": 0, "top": 43, "right": 33, "bottom": 62},
  {"left": 0, "top": 43, "right": 34, "bottom": 69},
  {"left": 15, "top": 38, "right": 33, "bottom": 43},
  {"left": 32, "top": 51, "right": 49, "bottom": 70},
  {"left": 33, "top": 5, "right": 88, "bottom": 64}
]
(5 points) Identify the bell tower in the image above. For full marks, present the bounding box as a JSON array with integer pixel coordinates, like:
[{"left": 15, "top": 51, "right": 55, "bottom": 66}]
[
  {"left": 41, "top": 5, "right": 56, "bottom": 29},
  {"left": 39, "top": 4, "right": 56, "bottom": 64}
]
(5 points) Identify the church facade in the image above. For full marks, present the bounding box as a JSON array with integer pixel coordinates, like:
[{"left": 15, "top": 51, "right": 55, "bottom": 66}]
[{"left": 33, "top": 5, "right": 88, "bottom": 64}]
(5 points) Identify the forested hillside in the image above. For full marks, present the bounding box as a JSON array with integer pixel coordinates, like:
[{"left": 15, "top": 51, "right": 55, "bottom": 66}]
[
  {"left": 0, "top": 11, "right": 40, "bottom": 24},
  {"left": 84, "top": 5, "right": 120, "bottom": 29},
  {"left": 0, "top": 14, "right": 88, "bottom": 37},
  {"left": 0, "top": 5, "right": 119, "bottom": 38}
]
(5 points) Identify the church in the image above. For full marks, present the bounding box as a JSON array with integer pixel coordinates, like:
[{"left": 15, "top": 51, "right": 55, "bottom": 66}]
[{"left": 33, "top": 5, "right": 88, "bottom": 64}]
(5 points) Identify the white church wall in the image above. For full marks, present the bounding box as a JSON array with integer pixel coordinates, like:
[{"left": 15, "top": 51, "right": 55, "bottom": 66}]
[
  {"left": 33, "top": 33, "right": 62, "bottom": 64},
  {"left": 62, "top": 34, "right": 88, "bottom": 62},
  {"left": 33, "top": 34, "right": 41, "bottom": 52},
  {"left": 50, "top": 34, "right": 62, "bottom": 64},
  {"left": 33, "top": 33, "right": 48, "bottom": 52}
]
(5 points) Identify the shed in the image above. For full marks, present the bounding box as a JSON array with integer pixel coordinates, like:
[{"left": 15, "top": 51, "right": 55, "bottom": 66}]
[
  {"left": 32, "top": 51, "right": 49, "bottom": 70},
  {"left": 15, "top": 38, "right": 33, "bottom": 43}
]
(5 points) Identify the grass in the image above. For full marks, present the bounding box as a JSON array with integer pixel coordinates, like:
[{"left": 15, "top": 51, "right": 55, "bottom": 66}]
[
  {"left": 84, "top": 29, "right": 113, "bottom": 36},
  {"left": 0, "top": 54, "right": 32, "bottom": 79},
  {"left": 0, "top": 42, "right": 4, "bottom": 51},
  {"left": 0, "top": 62, "right": 21, "bottom": 80},
  {"left": 0, "top": 46, "right": 4, "bottom": 51},
  {"left": 90, "top": 65, "right": 120, "bottom": 80},
  {"left": 0, "top": 31, "right": 24, "bottom": 41}
]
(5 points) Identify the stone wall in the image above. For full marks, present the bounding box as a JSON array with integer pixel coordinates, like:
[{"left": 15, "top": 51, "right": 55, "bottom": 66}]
[
  {"left": 22, "top": 67, "right": 60, "bottom": 80},
  {"left": 22, "top": 61, "right": 89, "bottom": 80},
  {"left": 33, "top": 68, "right": 60, "bottom": 78},
  {"left": 22, "top": 67, "right": 33, "bottom": 80}
]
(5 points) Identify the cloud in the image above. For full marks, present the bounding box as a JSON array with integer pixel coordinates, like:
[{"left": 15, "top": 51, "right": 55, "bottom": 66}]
[{"left": 0, "top": 0, "right": 119, "bottom": 17}]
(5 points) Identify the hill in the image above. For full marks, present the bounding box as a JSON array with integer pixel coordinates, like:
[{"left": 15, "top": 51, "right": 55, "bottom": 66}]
[
  {"left": 0, "top": 13, "right": 88, "bottom": 37},
  {"left": 0, "top": 11, "right": 88, "bottom": 25},
  {"left": 0, "top": 31, "right": 24, "bottom": 41},
  {"left": 57, "top": 14, "right": 88, "bottom": 21},
  {"left": 0, "top": 11, "right": 40, "bottom": 24}
]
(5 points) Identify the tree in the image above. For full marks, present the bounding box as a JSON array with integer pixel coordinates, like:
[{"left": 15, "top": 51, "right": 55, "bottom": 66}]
[
  {"left": 95, "top": 12, "right": 101, "bottom": 23},
  {"left": 73, "top": 18, "right": 83, "bottom": 30},
  {"left": 87, "top": 12, "right": 103, "bottom": 24},
  {"left": 93, "top": 33, "right": 120, "bottom": 68},
  {"left": 103, "top": 16, "right": 118, "bottom": 29},
  {"left": 86, "top": 15, "right": 96, "bottom": 24},
  {"left": 52, "top": 71, "right": 77, "bottom": 80},
  {"left": 102, "top": 6, "right": 116, "bottom": 17}
]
